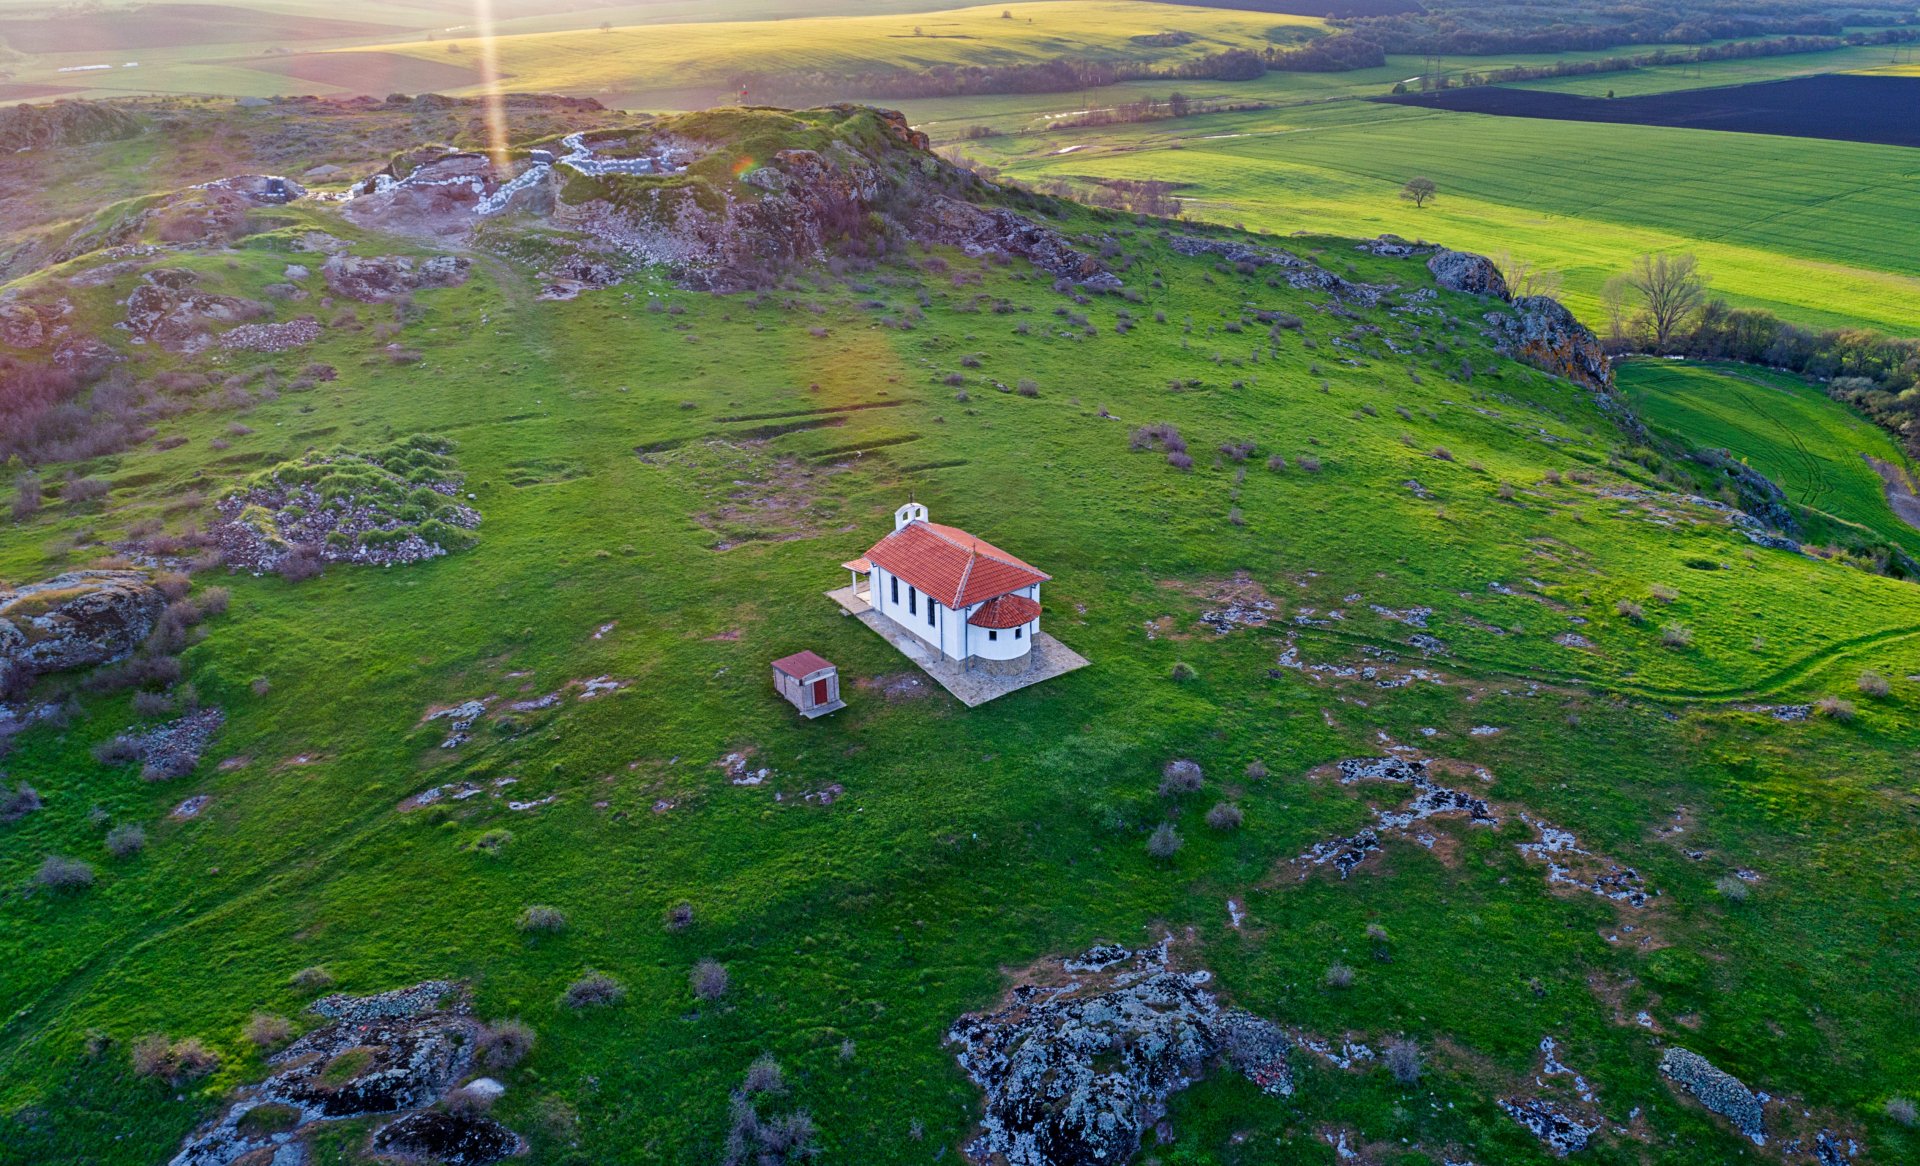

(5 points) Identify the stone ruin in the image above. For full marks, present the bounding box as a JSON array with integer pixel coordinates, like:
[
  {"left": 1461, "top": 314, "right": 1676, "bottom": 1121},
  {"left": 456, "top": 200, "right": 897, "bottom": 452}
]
[{"left": 946, "top": 940, "right": 1292, "bottom": 1166}]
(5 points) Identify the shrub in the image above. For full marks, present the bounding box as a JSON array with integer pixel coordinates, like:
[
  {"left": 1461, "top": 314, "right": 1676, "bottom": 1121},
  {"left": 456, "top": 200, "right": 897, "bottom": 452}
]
[
  {"left": 131, "top": 1035, "right": 218, "bottom": 1083},
  {"left": 1649, "top": 584, "right": 1679, "bottom": 604},
  {"left": 1430, "top": 447, "right": 1454, "bottom": 461},
  {"left": 1714, "top": 875, "right": 1750, "bottom": 902},
  {"left": 251, "top": 676, "right": 271, "bottom": 697},
  {"left": 1169, "top": 661, "right": 1197, "bottom": 682},
  {"left": 1383, "top": 1038, "right": 1424, "bottom": 1085},
  {"left": 1245, "top": 759, "right": 1267, "bottom": 780},
  {"left": 1814, "top": 697, "right": 1856, "bottom": 722},
  {"left": 1659, "top": 623, "right": 1693, "bottom": 648},
  {"left": 666, "top": 901, "right": 695, "bottom": 931},
  {"left": 1886, "top": 1097, "right": 1918, "bottom": 1127},
  {"left": 743, "top": 1054, "right": 786, "bottom": 1095},
  {"left": 1858, "top": 670, "right": 1890, "bottom": 698},
  {"left": 130, "top": 690, "right": 174, "bottom": 717},
  {"left": 1146, "top": 822, "right": 1182, "bottom": 859},
  {"left": 942, "top": 372, "right": 966, "bottom": 386},
  {"left": 1, "top": 782, "right": 42, "bottom": 823},
  {"left": 153, "top": 570, "right": 191, "bottom": 601},
  {"left": 92, "top": 735, "right": 140, "bottom": 765},
  {"left": 1266, "top": 454, "right": 1287, "bottom": 472},
  {"left": 477, "top": 1018, "right": 535, "bottom": 1069},
  {"left": 517, "top": 905, "right": 567, "bottom": 933},
  {"left": 563, "top": 971, "right": 626, "bottom": 1009},
  {"left": 1615, "top": 599, "right": 1645, "bottom": 622},
  {"left": 278, "top": 548, "right": 323, "bottom": 582},
  {"left": 1160, "top": 759, "right": 1203, "bottom": 795},
  {"left": 1324, "top": 962, "right": 1354, "bottom": 989},
  {"left": 1016, "top": 379, "right": 1039, "bottom": 397},
  {"left": 104, "top": 824, "right": 147, "bottom": 858},
  {"left": 445, "top": 1084, "right": 497, "bottom": 1115},
  {"left": 62, "top": 477, "right": 109, "bottom": 506},
  {"left": 1219, "top": 441, "right": 1255, "bottom": 463},
  {"left": 35, "top": 854, "right": 95, "bottom": 889},
  {"left": 470, "top": 828, "right": 513, "bottom": 853},
  {"left": 1166, "top": 450, "right": 1194, "bottom": 470},
  {"left": 289, "top": 965, "right": 334, "bottom": 992},
  {"left": 691, "top": 958, "right": 730, "bottom": 1002},
  {"left": 1227, "top": 506, "right": 1244, "bottom": 527},
  {"left": 1129, "top": 422, "right": 1185, "bottom": 453},
  {"left": 1205, "top": 802, "right": 1243, "bottom": 831},
  {"left": 1298, "top": 455, "right": 1322, "bottom": 472},
  {"left": 244, "top": 1012, "right": 292, "bottom": 1049}
]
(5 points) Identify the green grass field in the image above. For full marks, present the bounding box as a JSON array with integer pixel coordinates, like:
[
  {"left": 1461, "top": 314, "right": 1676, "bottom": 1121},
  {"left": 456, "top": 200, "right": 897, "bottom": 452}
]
[
  {"left": 1620, "top": 358, "right": 1920, "bottom": 556},
  {"left": 0, "top": 125, "right": 1919, "bottom": 1160}
]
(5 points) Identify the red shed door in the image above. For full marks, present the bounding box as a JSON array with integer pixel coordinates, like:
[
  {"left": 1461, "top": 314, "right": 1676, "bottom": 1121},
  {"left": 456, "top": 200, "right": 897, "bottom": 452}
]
[{"left": 811, "top": 678, "right": 829, "bottom": 705}]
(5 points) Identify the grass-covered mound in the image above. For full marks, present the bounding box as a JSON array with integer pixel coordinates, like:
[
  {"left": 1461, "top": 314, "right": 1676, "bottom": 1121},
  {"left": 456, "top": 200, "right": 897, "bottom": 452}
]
[{"left": 210, "top": 435, "right": 480, "bottom": 576}]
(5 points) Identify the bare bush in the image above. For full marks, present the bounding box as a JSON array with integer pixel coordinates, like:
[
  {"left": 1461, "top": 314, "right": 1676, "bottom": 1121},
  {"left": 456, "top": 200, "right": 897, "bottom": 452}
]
[
  {"left": 1659, "top": 623, "right": 1693, "bottom": 648},
  {"left": 1245, "top": 759, "right": 1267, "bottom": 780},
  {"left": 35, "top": 854, "right": 95, "bottom": 889},
  {"left": 1159, "top": 759, "right": 1203, "bottom": 795},
  {"left": 1649, "top": 583, "right": 1679, "bottom": 604},
  {"left": 1129, "top": 422, "right": 1185, "bottom": 453},
  {"left": 1714, "top": 875, "right": 1751, "bottom": 903},
  {"left": 1383, "top": 1037, "right": 1424, "bottom": 1085},
  {"left": 1886, "top": 1097, "right": 1918, "bottom": 1127},
  {"left": 1146, "top": 822, "right": 1182, "bottom": 859},
  {"left": 244, "top": 1013, "right": 292, "bottom": 1049},
  {"left": 666, "top": 901, "right": 695, "bottom": 931},
  {"left": 1266, "top": 454, "right": 1287, "bottom": 471},
  {"left": 131, "top": 1035, "right": 218, "bottom": 1083},
  {"left": 1205, "top": 802, "right": 1243, "bottom": 831},
  {"left": 277, "top": 548, "right": 323, "bottom": 582},
  {"left": 742, "top": 1054, "right": 786, "bottom": 1095},
  {"left": 691, "top": 958, "right": 730, "bottom": 1002},
  {"left": 1, "top": 782, "right": 42, "bottom": 823},
  {"left": 563, "top": 971, "right": 626, "bottom": 1009},
  {"left": 1814, "top": 696, "right": 1856, "bottom": 722},
  {"left": 1324, "top": 963, "right": 1354, "bottom": 989},
  {"left": 1615, "top": 599, "right": 1645, "bottom": 622},
  {"left": 289, "top": 965, "right": 334, "bottom": 992},
  {"left": 104, "top": 824, "right": 146, "bottom": 858},
  {"left": 1858, "top": 670, "right": 1890, "bottom": 698},
  {"left": 130, "top": 690, "right": 174, "bottom": 717},
  {"left": 1166, "top": 450, "right": 1193, "bottom": 470},
  {"left": 517, "top": 905, "right": 567, "bottom": 933},
  {"left": 1016, "top": 379, "right": 1039, "bottom": 397},
  {"left": 477, "top": 1018, "right": 535, "bottom": 1070},
  {"left": 1298, "top": 455, "right": 1322, "bottom": 473}
]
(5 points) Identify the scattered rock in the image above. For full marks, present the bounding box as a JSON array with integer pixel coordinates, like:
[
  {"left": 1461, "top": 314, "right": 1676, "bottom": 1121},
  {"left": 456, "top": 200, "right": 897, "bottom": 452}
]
[
  {"left": 947, "top": 941, "right": 1291, "bottom": 1166},
  {"left": 122, "top": 270, "right": 268, "bottom": 349},
  {"left": 1659, "top": 1047, "right": 1765, "bottom": 1145},
  {"left": 217, "top": 317, "right": 321, "bottom": 352},
  {"left": 321, "top": 254, "right": 471, "bottom": 302},
  {"left": 1499, "top": 1097, "right": 1600, "bottom": 1156},
  {"left": 121, "top": 708, "right": 225, "bottom": 780}
]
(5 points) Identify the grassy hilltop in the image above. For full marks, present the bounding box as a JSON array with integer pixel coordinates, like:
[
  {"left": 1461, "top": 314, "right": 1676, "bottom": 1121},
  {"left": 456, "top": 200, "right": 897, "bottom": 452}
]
[{"left": 0, "top": 100, "right": 1916, "bottom": 1166}]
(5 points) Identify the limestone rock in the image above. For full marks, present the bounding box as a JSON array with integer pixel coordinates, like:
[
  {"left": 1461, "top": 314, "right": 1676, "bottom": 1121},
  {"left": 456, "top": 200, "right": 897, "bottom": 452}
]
[
  {"left": 371, "top": 1111, "right": 524, "bottom": 1165},
  {"left": 123, "top": 272, "right": 268, "bottom": 349},
  {"left": 948, "top": 942, "right": 1291, "bottom": 1166},
  {"left": 1427, "top": 248, "right": 1510, "bottom": 299},
  {"left": 0, "top": 570, "right": 163, "bottom": 692},
  {"left": 1660, "top": 1046, "right": 1765, "bottom": 1145},
  {"left": 1482, "top": 295, "right": 1614, "bottom": 393}
]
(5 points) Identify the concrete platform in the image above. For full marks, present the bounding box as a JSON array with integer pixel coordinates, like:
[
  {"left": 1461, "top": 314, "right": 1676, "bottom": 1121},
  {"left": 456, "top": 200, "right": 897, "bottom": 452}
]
[{"left": 826, "top": 586, "right": 1090, "bottom": 707}]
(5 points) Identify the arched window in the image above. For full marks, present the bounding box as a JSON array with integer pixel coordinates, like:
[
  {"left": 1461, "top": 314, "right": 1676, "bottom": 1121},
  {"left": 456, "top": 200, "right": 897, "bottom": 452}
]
[
  {"left": 890, "top": 575, "right": 898, "bottom": 605},
  {"left": 908, "top": 585, "right": 917, "bottom": 615},
  {"left": 927, "top": 602, "right": 936, "bottom": 628}
]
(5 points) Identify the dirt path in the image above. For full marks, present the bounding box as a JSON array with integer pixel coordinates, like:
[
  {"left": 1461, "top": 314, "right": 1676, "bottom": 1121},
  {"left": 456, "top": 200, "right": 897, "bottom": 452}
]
[{"left": 1862, "top": 453, "right": 1920, "bottom": 532}]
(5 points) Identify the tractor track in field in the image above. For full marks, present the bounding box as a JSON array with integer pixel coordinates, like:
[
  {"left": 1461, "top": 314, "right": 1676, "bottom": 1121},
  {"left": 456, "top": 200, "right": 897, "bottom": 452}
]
[{"left": 1281, "top": 618, "right": 1920, "bottom": 705}]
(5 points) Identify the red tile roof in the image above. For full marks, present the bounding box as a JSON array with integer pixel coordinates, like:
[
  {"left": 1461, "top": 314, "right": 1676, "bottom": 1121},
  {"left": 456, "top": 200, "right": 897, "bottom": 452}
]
[
  {"left": 771, "top": 650, "right": 835, "bottom": 678},
  {"left": 840, "top": 557, "right": 872, "bottom": 572},
  {"left": 967, "top": 593, "right": 1041, "bottom": 629},
  {"left": 863, "top": 520, "right": 1049, "bottom": 608}
]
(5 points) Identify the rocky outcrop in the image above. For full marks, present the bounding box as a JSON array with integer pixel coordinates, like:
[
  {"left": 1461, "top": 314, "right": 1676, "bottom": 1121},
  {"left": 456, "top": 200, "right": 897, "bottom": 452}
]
[
  {"left": 1659, "top": 1047, "right": 1765, "bottom": 1146},
  {"left": 921, "top": 198, "right": 1116, "bottom": 290},
  {"left": 1693, "top": 448, "right": 1799, "bottom": 536},
  {"left": 1482, "top": 295, "right": 1614, "bottom": 394},
  {"left": 171, "top": 982, "right": 522, "bottom": 1166},
  {"left": 0, "top": 570, "right": 163, "bottom": 694},
  {"left": 1427, "top": 248, "right": 1509, "bottom": 299},
  {"left": 0, "top": 100, "right": 143, "bottom": 152},
  {"left": 122, "top": 270, "right": 268, "bottom": 350},
  {"left": 948, "top": 942, "right": 1291, "bottom": 1166},
  {"left": 322, "top": 254, "right": 471, "bottom": 302}
]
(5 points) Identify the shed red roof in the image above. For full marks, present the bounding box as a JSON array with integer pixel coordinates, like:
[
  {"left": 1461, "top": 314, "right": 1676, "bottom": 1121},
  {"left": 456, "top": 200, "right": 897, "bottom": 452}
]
[
  {"left": 967, "top": 593, "right": 1041, "bottom": 629},
  {"left": 863, "top": 520, "right": 1049, "bottom": 608},
  {"left": 771, "top": 650, "right": 835, "bottom": 678}
]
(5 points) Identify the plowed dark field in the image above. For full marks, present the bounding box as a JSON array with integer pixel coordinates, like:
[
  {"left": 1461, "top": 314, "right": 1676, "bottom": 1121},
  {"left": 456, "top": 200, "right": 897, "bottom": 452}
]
[{"left": 1378, "top": 74, "right": 1920, "bottom": 149}]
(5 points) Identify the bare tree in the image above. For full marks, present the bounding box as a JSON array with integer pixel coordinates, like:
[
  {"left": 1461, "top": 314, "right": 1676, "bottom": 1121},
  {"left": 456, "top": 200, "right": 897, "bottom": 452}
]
[
  {"left": 1493, "top": 249, "right": 1563, "bottom": 298},
  {"left": 1400, "top": 176, "right": 1436, "bottom": 208},
  {"left": 1599, "top": 274, "right": 1633, "bottom": 343},
  {"left": 1624, "top": 252, "right": 1708, "bottom": 349}
]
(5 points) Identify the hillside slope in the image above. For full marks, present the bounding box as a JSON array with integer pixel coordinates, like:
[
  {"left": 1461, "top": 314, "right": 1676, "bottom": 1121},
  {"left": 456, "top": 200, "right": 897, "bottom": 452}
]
[{"left": 0, "top": 99, "right": 1915, "bottom": 1166}]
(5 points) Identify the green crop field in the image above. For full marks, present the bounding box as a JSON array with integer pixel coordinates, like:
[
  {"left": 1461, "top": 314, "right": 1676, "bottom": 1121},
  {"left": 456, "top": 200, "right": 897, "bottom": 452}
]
[
  {"left": 1620, "top": 358, "right": 1920, "bottom": 556},
  {"left": 1501, "top": 42, "right": 1920, "bottom": 96},
  {"left": 957, "top": 97, "right": 1920, "bottom": 335}
]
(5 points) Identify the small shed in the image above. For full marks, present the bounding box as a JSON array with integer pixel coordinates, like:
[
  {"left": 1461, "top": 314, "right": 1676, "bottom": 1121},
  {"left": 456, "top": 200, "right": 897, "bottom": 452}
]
[{"left": 771, "top": 650, "right": 844, "bottom": 718}]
